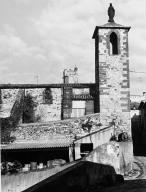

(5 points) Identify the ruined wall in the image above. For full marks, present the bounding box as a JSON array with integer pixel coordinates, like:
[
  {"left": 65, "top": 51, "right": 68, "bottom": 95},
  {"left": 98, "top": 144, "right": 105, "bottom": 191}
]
[
  {"left": 0, "top": 88, "right": 94, "bottom": 122},
  {"left": 97, "top": 28, "right": 130, "bottom": 114},
  {"left": 0, "top": 88, "right": 62, "bottom": 122},
  {"left": 1, "top": 89, "right": 19, "bottom": 104},
  {"left": 26, "top": 88, "right": 61, "bottom": 122},
  {"left": 0, "top": 89, "right": 19, "bottom": 118}
]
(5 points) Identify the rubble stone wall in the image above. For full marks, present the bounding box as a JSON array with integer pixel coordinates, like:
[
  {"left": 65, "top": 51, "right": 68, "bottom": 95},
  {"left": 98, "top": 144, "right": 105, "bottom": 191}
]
[
  {"left": 0, "top": 88, "right": 62, "bottom": 122},
  {"left": 26, "top": 88, "right": 62, "bottom": 122},
  {"left": 10, "top": 112, "right": 131, "bottom": 143}
]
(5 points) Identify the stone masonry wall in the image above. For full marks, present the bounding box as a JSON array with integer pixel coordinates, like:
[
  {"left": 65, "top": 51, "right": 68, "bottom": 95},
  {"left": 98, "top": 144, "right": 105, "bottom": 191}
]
[
  {"left": 10, "top": 112, "right": 131, "bottom": 143},
  {"left": 25, "top": 88, "right": 61, "bottom": 122},
  {"left": 98, "top": 28, "right": 130, "bottom": 114},
  {"left": 0, "top": 88, "right": 62, "bottom": 122},
  {"left": 0, "top": 89, "right": 19, "bottom": 117},
  {"left": 1, "top": 89, "right": 19, "bottom": 104}
]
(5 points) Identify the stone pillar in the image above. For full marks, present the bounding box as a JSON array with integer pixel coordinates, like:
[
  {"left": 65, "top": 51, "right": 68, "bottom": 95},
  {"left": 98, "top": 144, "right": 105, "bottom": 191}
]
[
  {"left": 74, "top": 143, "right": 81, "bottom": 160},
  {"left": 69, "top": 146, "right": 74, "bottom": 162},
  {"left": 62, "top": 87, "right": 72, "bottom": 119}
]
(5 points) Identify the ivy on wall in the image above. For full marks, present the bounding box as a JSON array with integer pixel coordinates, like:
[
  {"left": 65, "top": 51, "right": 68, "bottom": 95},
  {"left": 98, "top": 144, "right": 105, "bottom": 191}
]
[
  {"left": 23, "top": 94, "right": 37, "bottom": 123},
  {"left": 43, "top": 88, "right": 53, "bottom": 104}
]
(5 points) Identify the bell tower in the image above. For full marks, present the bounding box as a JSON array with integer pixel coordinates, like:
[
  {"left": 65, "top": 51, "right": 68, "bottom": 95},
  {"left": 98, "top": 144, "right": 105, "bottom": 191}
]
[{"left": 93, "top": 4, "right": 131, "bottom": 116}]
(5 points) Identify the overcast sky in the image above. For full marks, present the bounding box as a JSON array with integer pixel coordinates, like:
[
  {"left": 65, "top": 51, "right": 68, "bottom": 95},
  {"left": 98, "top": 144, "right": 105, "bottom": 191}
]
[{"left": 0, "top": 0, "right": 145, "bottom": 95}]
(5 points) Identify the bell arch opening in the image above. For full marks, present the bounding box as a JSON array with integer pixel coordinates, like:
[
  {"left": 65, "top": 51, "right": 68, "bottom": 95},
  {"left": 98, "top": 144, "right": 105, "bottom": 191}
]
[{"left": 110, "top": 32, "right": 118, "bottom": 55}]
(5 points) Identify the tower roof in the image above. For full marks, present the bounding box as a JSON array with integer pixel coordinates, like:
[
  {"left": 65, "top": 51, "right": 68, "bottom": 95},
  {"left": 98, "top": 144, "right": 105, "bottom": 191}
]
[
  {"left": 92, "top": 23, "right": 131, "bottom": 39},
  {"left": 92, "top": 3, "right": 131, "bottom": 39}
]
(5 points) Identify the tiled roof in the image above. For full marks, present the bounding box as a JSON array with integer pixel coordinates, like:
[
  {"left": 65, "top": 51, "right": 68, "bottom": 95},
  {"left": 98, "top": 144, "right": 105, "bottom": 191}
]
[
  {"left": 92, "top": 22, "right": 130, "bottom": 38},
  {"left": 101, "top": 22, "right": 126, "bottom": 28},
  {"left": 1, "top": 142, "right": 72, "bottom": 150}
]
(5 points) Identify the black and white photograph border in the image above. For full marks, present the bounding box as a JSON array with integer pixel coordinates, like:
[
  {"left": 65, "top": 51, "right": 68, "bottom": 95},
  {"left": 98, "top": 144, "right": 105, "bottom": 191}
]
[{"left": 0, "top": 0, "right": 146, "bottom": 192}]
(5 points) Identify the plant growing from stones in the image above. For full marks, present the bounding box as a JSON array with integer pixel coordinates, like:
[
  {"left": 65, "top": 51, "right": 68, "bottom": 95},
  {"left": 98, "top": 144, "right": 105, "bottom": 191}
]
[
  {"left": 43, "top": 88, "right": 53, "bottom": 104},
  {"left": 23, "top": 93, "right": 37, "bottom": 123},
  {"left": 82, "top": 117, "right": 93, "bottom": 142},
  {"left": 109, "top": 118, "right": 117, "bottom": 141}
]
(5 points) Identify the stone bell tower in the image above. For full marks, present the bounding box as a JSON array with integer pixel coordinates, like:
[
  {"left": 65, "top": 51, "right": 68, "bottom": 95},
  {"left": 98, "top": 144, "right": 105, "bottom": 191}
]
[{"left": 93, "top": 3, "right": 130, "bottom": 115}]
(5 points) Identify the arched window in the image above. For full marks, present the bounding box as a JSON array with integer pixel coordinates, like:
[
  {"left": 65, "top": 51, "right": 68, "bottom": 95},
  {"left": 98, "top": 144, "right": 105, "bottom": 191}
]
[{"left": 110, "top": 32, "right": 118, "bottom": 55}]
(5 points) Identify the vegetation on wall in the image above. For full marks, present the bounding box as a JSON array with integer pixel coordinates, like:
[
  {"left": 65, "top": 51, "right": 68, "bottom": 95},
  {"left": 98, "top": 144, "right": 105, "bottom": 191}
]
[
  {"left": 43, "top": 88, "right": 53, "bottom": 104},
  {"left": 23, "top": 93, "right": 37, "bottom": 123}
]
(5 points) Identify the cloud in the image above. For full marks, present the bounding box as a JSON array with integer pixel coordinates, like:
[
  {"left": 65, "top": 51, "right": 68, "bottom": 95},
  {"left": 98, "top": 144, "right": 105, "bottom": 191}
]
[
  {"left": 32, "top": 0, "right": 104, "bottom": 83},
  {"left": 33, "top": 0, "right": 146, "bottom": 90},
  {"left": 0, "top": 0, "right": 145, "bottom": 95},
  {"left": 0, "top": 25, "right": 48, "bottom": 83}
]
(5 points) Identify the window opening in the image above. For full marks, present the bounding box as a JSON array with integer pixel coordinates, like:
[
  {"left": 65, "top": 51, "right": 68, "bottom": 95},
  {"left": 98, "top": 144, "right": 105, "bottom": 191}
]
[{"left": 110, "top": 32, "right": 118, "bottom": 55}]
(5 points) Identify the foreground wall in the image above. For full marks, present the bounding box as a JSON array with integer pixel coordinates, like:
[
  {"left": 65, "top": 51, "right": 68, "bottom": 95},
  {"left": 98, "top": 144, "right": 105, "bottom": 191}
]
[
  {"left": 74, "top": 126, "right": 114, "bottom": 160},
  {"left": 22, "top": 161, "right": 117, "bottom": 192},
  {"left": 84, "top": 141, "right": 133, "bottom": 175}
]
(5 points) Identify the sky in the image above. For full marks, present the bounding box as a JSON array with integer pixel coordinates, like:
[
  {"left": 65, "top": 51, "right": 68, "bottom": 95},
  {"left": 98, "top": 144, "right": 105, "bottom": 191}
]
[{"left": 0, "top": 0, "right": 145, "bottom": 95}]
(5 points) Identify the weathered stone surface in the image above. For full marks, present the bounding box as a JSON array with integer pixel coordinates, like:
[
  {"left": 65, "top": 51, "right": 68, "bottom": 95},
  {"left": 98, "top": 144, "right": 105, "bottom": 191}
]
[
  {"left": 94, "top": 27, "right": 131, "bottom": 136},
  {"left": 84, "top": 141, "right": 133, "bottom": 176},
  {"left": 6, "top": 112, "right": 131, "bottom": 143},
  {"left": 84, "top": 142, "right": 120, "bottom": 173},
  {"left": 0, "top": 88, "right": 62, "bottom": 122}
]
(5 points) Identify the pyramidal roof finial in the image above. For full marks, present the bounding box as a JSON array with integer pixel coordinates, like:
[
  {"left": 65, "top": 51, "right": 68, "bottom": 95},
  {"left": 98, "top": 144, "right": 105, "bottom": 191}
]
[{"left": 108, "top": 3, "right": 115, "bottom": 22}]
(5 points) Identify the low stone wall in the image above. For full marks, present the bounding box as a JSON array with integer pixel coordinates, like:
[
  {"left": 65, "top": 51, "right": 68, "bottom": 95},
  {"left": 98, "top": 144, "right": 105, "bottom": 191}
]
[
  {"left": 84, "top": 142, "right": 120, "bottom": 173},
  {"left": 74, "top": 126, "right": 114, "bottom": 159},
  {"left": 83, "top": 141, "right": 133, "bottom": 175},
  {"left": 10, "top": 112, "right": 131, "bottom": 143}
]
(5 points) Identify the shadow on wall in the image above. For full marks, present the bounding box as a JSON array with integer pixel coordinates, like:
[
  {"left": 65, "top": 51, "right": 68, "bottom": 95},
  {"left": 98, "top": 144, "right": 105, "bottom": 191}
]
[
  {"left": 23, "top": 161, "right": 124, "bottom": 192},
  {"left": 1, "top": 89, "right": 24, "bottom": 143}
]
